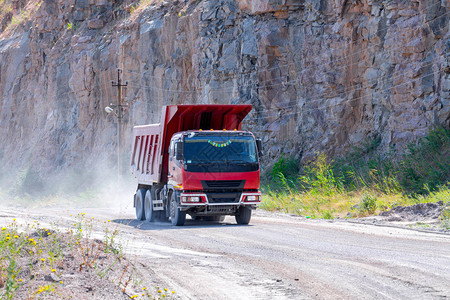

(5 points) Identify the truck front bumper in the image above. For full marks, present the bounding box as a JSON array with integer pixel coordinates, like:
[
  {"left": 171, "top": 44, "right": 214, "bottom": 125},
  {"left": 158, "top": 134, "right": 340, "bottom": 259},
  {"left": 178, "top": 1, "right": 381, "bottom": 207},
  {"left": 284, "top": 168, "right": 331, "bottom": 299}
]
[{"left": 179, "top": 191, "right": 262, "bottom": 206}]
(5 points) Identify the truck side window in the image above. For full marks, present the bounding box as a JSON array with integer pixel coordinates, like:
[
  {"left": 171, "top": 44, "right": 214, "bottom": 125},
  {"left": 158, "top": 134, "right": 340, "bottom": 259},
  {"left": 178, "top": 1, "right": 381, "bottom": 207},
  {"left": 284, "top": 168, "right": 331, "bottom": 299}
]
[
  {"left": 169, "top": 140, "right": 174, "bottom": 161},
  {"left": 174, "top": 141, "right": 178, "bottom": 159},
  {"left": 174, "top": 138, "right": 182, "bottom": 165}
]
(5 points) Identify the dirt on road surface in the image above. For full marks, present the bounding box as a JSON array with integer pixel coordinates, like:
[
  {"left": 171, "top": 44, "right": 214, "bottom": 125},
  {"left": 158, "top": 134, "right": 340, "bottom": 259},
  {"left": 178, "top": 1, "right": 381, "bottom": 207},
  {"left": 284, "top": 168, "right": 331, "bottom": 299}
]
[{"left": 1, "top": 204, "right": 449, "bottom": 300}]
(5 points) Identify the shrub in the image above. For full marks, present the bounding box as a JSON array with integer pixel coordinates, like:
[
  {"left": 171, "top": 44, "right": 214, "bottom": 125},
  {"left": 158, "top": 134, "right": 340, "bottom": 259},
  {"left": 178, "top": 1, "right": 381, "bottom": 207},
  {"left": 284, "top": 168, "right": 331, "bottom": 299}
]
[
  {"left": 300, "top": 153, "right": 343, "bottom": 195},
  {"left": 265, "top": 155, "right": 299, "bottom": 190},
  {"left": 331, "top": 137, "right": 401, "bottom": 194},
  {"left": 399, "top": 127, "right": 450, "bottom": 194},
  {"left": 10, "top": 167, "right": 45, "bottom": 196},
  {"left": 321, "top": 210, "right": 334, "bottom": 220},
  {"left": 359, "top": 194, "right": 377, "bottom": 215},
  {"left": 440, "top": 206, "right": 450, "bottom": 230}
]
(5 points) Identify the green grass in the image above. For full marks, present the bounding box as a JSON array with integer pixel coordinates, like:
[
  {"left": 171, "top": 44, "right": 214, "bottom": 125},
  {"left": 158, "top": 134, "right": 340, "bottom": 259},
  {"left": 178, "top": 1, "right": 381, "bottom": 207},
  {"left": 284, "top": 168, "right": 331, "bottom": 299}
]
[{"left": 261, "top": 127, "right": 450, "bottom": 221}]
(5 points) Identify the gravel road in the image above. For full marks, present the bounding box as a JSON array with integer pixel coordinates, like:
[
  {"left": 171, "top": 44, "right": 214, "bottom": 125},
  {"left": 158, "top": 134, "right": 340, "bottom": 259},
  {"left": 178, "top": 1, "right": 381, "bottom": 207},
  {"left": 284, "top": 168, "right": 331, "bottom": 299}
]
[{"left": 3, "top": 206, "right": 450, "bottom": 299}]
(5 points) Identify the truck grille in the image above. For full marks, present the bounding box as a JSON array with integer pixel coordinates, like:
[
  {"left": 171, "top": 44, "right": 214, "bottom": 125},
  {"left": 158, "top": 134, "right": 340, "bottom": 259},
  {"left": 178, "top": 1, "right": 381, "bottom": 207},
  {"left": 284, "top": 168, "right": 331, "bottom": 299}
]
[
  {"left": 206, "top": 192, "right": 241, "bottom": 204},
  {"left": 209, "top": 197, "right": 238, "bottom": 204},
  {"left": 207, "top": 205, "right": 237, "bottom": 213},
  {"left": 202, "top": 180, "right": 245, "bottom": 190}
]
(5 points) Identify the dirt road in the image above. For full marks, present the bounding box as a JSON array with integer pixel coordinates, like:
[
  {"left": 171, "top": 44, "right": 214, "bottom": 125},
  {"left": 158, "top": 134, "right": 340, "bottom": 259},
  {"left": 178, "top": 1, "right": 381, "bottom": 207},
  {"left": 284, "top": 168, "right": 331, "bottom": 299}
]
[{"left": 2, "top": 205, "right": 450, "bottom": 299}]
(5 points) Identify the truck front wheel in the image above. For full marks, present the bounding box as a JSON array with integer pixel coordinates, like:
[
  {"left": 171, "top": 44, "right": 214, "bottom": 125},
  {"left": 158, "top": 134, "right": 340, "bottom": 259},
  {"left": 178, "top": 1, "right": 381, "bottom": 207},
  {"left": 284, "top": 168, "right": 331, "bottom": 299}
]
[
  {"left": 235, "top": 206, "right": 252, "bottom": 225},
  {"left": 135, "top": 188, "right": 146, "bottom": 221},
  {"left": 170, "top": 193, "right": 186, "bottom": 226},
  {"left": 144, "top": 189, "right": 154, "bottom": 222}
]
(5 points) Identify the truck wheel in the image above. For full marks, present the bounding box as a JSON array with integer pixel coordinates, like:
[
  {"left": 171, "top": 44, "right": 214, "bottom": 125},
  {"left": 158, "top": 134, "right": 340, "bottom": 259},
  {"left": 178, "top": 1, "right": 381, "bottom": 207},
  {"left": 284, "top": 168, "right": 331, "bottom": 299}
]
[
  {"left": 144, "top": 189, "right": 154, "bottom": 222},
  {"left": 135, "top": 188, "right": 146, "bottom": 221},
  {"left": 170, "top": 193, "right": 186, "bottom": 226},
  {"left": 235, "top": 206, "right": 252, "bottom": 225}
]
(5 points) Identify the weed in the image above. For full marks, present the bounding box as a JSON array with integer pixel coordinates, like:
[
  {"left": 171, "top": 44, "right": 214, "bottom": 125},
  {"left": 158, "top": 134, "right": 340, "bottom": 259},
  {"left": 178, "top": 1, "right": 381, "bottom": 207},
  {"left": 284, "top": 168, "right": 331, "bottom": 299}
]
[
  {"left": 300, "top": 153, "right": 343, "bottom": 195},
  {"left": 321, "top": 210, "right": 334, "bottom": 220},
  {"left": 263, "top": 155, "right": 299, "bottom": 191},
  {"left": 4, "top": 258, "right": 20, "bottom": 299},
  {"left": 440, "top": 206, "right": 450, "bottom": 230},
  {"left": 415, "top": 222, "right": 431, "bottom": 229},
  {"left": 71, "top": 214, "right": 105, "bottom": 270},
  {"left": 358, "top": 194, "right": 377, "bottom": 216},
  {"left": 103, "top": 222, "right": 122, "bottom": 256},
  {"left": 399, "top": 127, "right": 450, "bottom": 194},
  {"left": 31, "top": 284, "right": 56, "bottom": 298},
  {"left": 0, "top": 220, "right": 30, "bottom": 299}
]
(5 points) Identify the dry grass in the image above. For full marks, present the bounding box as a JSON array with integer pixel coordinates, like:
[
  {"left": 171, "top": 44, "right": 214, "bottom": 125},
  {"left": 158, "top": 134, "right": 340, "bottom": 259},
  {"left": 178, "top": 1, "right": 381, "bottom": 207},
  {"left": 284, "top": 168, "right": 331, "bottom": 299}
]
[{"left": 260, "top": 187, "right": 449, "bottom": 219}]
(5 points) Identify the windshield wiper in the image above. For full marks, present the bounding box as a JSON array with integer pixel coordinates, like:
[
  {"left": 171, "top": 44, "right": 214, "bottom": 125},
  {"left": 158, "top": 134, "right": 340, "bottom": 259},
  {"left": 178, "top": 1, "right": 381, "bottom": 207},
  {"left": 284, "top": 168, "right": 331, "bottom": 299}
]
[
  {"left": 225, "top": 160, "right": 256, "bottom": 165},
  {"left": 188, "top": 161, "right": 222, "bottom": 165},
  {"left": 187, "top": 160, "right": 256, "bottom": 165}
]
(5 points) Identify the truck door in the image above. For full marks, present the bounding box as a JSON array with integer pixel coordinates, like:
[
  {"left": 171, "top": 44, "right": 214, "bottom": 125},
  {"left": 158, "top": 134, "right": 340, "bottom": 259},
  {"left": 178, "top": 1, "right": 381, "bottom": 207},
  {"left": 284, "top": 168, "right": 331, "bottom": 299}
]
[{"left": 168, "top": 137, "right": 183, "bottom": 186}]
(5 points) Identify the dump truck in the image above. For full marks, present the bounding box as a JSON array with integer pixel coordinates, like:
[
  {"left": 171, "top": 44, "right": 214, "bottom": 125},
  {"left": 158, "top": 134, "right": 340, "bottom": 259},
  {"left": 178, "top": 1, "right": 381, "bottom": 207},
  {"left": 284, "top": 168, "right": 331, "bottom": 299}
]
[{"left": 130, "top": 104, "right": 263, "bottom": 226}]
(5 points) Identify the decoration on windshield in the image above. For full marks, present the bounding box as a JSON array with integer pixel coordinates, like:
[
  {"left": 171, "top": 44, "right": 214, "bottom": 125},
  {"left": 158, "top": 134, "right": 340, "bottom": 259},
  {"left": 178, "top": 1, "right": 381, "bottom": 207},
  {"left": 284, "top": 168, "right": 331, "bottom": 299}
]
[{"left": 208, "top": 140, "right": 232, "bottom": 148}]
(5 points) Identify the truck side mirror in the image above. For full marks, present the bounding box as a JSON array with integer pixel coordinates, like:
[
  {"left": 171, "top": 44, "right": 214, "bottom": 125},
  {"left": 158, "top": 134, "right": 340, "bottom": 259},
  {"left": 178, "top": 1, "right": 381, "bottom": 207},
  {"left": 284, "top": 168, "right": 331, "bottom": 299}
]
[
  {"left": 256, "top": 139, "right": 264, "bottom": 157},
  {"left": 175, "top": 141, "right": 183, "bottom": 160}
]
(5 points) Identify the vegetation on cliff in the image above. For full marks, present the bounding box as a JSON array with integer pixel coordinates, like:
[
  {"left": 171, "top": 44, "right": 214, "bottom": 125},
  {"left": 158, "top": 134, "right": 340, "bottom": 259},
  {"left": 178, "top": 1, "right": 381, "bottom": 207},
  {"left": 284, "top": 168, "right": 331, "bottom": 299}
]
[{"left": 261, "top": 127, "right": 450, "bottom": 226}]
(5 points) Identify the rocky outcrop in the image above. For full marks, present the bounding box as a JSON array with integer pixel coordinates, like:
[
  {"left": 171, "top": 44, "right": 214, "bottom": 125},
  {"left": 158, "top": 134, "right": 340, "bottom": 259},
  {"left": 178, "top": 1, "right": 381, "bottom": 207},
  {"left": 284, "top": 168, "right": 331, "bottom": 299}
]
[{"left": 0, "top": 0, "right": 449, "bottom": 178}]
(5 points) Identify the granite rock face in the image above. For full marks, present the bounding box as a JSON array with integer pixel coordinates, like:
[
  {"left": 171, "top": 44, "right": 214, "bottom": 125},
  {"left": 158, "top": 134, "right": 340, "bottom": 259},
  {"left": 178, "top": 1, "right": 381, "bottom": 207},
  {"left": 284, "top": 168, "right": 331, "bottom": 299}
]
[{"left": 0, "top": 0, "right": 448, "bottom": 177}]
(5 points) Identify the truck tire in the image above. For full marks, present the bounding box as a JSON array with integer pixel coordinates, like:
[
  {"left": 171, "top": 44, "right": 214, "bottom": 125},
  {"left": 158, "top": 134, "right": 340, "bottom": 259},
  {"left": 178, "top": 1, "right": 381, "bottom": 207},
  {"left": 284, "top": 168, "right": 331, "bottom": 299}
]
[
  {"left": 135, "top": 188, "right": 146, "bottom": 221},
  {"left": 235, "top": 206, "right": 252, "bottom": 225},
  {"left": 144, "top": 189, "right": 154, "bottom": 222},
  {"left": 170, "top": 193, "right": 186, "bottom": 226}
]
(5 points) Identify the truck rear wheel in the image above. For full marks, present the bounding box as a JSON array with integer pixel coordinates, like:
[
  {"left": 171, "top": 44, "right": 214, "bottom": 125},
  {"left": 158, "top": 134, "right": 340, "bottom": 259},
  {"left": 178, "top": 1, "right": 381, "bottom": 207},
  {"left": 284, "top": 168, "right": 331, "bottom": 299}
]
[
  {"left": 144, "top": 189, "right": 154, "bottom": 222},
  {"left": 170, "top": 193, "right": 186, "bottom": 226},
  {"left": 135, "top": 188, "right": 146, "bottom": 221},
  {"left": 235, "top": 206, "right": 252, "bottom": 225}
]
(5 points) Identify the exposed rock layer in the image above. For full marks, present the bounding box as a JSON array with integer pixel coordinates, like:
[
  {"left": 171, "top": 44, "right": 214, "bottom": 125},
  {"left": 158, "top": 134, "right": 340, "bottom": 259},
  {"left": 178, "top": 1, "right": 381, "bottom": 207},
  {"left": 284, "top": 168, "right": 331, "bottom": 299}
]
[{"left": 0, "top": 0, "right": 449, "bottom": 176}]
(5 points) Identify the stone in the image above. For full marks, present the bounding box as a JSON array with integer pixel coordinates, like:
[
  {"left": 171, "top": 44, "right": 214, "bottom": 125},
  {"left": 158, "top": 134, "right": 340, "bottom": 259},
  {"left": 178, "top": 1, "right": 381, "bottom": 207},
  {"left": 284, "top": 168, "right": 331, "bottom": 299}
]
[
  {"left": 87, "top": 18, "right": 104, "bottom": 29},
  {"left": 364, "top": 68, "right": 378, "bottom": 88},
  {"left": 218, "top": 41, "right": 238, "bottom": 71},
  {"left": 241, "top": 19, "right": 257, "bottom": 57},
  {"left": 74, "top": 11, "right": 85, "bottom": 21},
  {"left": 44, "top": 273, "right": 61, "bottom": 282}
]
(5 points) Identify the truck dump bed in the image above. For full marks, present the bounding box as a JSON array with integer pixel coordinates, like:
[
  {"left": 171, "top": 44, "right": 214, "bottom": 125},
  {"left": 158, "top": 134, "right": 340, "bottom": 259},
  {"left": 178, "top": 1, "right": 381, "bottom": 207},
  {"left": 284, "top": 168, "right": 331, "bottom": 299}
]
[{"left": 130, "top": 104, "right": 252, "bottom": 184}]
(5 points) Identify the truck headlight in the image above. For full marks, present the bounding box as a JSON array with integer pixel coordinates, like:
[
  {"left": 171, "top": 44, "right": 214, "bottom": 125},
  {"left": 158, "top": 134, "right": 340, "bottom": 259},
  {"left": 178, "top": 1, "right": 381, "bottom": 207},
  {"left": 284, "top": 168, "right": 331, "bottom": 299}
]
[
  {"left": 188, "top": 196, "right": 200, "bottom": 202},
  {"left": 181, "top": 196, "right": 202, "bottom": 203},
  {"left": 245, "top": 195, "right": 260, "bottom": 202}
]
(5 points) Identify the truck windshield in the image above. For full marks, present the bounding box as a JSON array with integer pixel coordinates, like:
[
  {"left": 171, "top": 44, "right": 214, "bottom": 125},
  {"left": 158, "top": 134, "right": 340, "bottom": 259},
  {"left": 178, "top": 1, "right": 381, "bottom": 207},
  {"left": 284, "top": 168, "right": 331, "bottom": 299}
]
[{"left": 183, "top": 134, "right": 257, "bottom": 165}]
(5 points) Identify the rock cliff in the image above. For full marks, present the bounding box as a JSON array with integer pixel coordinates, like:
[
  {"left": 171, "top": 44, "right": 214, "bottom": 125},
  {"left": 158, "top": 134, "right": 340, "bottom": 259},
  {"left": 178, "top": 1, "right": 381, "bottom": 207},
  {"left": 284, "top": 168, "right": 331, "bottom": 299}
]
[{"left": 0, "top": 0, "right": 449, "bottom": 179}]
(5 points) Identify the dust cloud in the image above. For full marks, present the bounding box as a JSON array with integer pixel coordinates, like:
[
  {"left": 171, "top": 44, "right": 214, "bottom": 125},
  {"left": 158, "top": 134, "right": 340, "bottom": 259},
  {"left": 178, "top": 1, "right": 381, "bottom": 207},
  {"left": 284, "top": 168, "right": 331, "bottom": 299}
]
[{"left": 0, "top": 161, "right": 137, "bottom": 217}]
